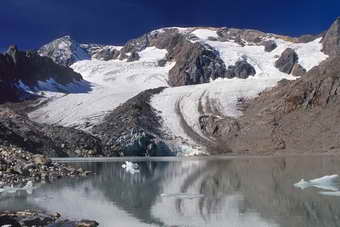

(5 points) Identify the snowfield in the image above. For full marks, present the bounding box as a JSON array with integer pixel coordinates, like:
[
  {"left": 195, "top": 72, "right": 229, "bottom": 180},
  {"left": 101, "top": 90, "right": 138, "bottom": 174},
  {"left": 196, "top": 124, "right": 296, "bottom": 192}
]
[
  {"left": 29, "top": 47, "right": 173, "bottom": 129},
  {"left": 29, "top": 28, "right": 328, "bottom": 155}
]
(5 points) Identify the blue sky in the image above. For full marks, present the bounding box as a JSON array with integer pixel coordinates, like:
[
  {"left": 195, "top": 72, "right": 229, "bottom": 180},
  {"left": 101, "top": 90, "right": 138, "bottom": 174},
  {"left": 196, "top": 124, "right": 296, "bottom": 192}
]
[{"left": 1, "top": 0, "right": 340, "bottom": 51}]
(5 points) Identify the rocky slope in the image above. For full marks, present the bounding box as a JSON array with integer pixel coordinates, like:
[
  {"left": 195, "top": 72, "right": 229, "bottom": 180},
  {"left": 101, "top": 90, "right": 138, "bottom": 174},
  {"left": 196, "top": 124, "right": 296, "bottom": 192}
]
[
  {"left": 91, "top": 87, "right": 173, "bottom": 156},
  {"left": 0, "top": 45, "right": 88, "bottom": 104},
  {"left": 0, "top": 108, "right": 102, "bottom": 157},
  {"left": 195, "top": 18, "right": 340, "bottom": 154}
]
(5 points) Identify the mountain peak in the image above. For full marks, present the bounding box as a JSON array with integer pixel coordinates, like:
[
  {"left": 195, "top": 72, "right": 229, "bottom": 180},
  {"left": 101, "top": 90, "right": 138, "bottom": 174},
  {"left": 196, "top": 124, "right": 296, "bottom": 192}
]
[{"left": 38, "top": 35, "right": 90, "bottom": 66}]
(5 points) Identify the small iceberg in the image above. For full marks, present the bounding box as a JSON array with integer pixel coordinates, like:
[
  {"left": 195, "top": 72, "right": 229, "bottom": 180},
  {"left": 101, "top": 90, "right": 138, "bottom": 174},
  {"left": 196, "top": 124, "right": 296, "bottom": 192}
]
[
  {"left": 319, "top": 191, "right": 340, "bottom": 197},
  {"left": 121, "top": 161, "right": 140, "bottom": 174},
  {"left": 294, "top": 174, "right": 339, "bottom": 191},
  {"left": 0, "top": 181, "right": 35, "bottom": 195},
  {"left": 160, "top": 193, "right": 204, "bottom": 199}
]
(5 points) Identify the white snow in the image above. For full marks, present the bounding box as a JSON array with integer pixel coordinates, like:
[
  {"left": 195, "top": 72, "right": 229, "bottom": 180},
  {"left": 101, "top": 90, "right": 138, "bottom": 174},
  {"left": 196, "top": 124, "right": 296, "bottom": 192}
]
[
  {"left": 191, "top": 28, "right": 218, "bottom": 40},
  {"left": 29, "top": 47, "right": 173, "bottom": 129}
]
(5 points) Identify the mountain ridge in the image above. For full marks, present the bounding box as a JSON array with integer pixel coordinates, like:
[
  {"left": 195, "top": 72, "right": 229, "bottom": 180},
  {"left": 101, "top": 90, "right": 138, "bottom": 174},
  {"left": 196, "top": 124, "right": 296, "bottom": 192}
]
[{"left": 1, "top": 18, "right": 340, "bottom": 156}]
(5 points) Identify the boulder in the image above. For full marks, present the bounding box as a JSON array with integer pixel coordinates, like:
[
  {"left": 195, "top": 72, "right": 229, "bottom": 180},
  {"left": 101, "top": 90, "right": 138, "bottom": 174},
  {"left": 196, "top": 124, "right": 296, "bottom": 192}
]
[
  {"left": 32, "top": 154, "right": 51, "bottom": 165},
  {"left": 0, "top": 215, "right": 21, "bottom": 227},
  {"left": 225, "top": 59, "right": 256, "bottom": 79},
  {"left": 275, "top": 48, "right": 299, "bottom": 74},
  {"left": 262, "top": 40, "right": 277, "bottom": 52}
]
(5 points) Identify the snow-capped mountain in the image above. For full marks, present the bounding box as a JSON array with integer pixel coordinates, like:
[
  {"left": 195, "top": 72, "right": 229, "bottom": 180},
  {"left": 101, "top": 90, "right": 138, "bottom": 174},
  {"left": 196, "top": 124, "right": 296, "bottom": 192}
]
[
  {"left": 38, "top": 35, "right": 90, "bottom": 66},
  {"left": 38, "top": 35, "right": 122, "bottom": 66},
  {"left": 2, "top": 18, "right": 340, "bottom": 157}
]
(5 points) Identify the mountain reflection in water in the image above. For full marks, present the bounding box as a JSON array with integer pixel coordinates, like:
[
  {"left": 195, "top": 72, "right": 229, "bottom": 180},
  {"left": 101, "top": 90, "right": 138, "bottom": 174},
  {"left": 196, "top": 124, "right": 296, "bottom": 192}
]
[{"left": 2, "top": 156, "right": 340, "bottom": 227}]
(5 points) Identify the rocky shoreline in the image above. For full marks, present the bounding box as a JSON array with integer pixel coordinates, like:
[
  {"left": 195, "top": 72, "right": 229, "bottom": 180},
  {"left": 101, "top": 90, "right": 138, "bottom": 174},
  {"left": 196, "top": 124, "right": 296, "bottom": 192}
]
[
  {"left": 0, "top": 145, "right": 99, "bottom": 226},
  {"left": 0, "top": 210, "right": 98, "bottom": 227},
  {"left": 0, "top": 145, "right": 90, "bottom": 188}
]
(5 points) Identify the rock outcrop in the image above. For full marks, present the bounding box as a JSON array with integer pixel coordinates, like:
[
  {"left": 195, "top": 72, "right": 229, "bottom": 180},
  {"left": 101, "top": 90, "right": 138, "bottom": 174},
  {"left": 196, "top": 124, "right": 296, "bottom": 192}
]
[
  {"left": 262, "top": 40, "right": 277, "bottom": 52},
  {"left": 322, "top": 17, "right": 340, "bottom": 56},
  {"left": 275, "top": 48, "right": 299, "bottom": 74},
  {"left": 291, "top": 63, "right": 306, "bottom": 77},
  {"left": 225, "top": 59, "right": 256, "bottom": 79},
  {"left": 92, "top": 87, "right": 173, "bottom": 157},
  {"left": 0, "top": 46, "right": 85, "bottom": 103},
  {"left": 216, "top": 28, "right": 266, "bottom": 44},
  {"left": 80, "top": 43, "right": 121, "bottom": 61},
  {"left": 168, "top": 41, "right": 227, "bottom": 86}
]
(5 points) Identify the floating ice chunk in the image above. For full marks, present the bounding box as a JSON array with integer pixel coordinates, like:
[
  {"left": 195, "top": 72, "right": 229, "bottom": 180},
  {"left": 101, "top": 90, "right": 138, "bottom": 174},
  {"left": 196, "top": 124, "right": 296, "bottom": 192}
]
[
  {"left": 319, "top": 191, "right": 340, "bottom": 197},
  {"left": 121, "top": 161, "right": 140, "bottom": 174},
  {"left": 160, "top": 193, "right": 204, "bottom": 199},
  {"left": 294, "top": 175, "right": 339, "bottom": 191}
]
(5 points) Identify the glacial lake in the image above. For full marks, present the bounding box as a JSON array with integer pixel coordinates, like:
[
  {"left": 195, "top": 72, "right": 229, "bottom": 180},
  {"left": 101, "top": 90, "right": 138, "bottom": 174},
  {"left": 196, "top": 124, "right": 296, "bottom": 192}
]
[{"left": 2, "top": 155, "right": 340, "bottom": 227}]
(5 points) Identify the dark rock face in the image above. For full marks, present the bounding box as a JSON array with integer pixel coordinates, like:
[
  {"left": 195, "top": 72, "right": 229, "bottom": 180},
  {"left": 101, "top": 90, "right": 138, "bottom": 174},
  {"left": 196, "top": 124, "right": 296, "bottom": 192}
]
[
  {"left": 38, "top": 35, "right": 90, "bottom": 66},
  {"left": 93, "top": 47, "right": 120, "bottom": 61},
  {"left": 119, "top": 34, "right": 149, "bottom": 60},
  {"left": 225, "top": 59, "right": 256, "bottom": 79},
  {"left": 81, "top": 44, "right": 121, "bottom": 61},
  {"left": 168, "top": 41, "right": 227, "bottom": 86},
  {"left": 92, "top": 87, "right": 173, "bottom": 157},
  {"left": 275, "top": 48, "right": 299, "bottom": 74},
  {"left": 0, "top": 109, "right": 102, "bottom": 157},
  {"left": 0, "top": 46, "right": 84, "bottom": 103},
  {"left": 123, "top": 34, "right": 149, "bottom": 53},
  {"left": 322, "top": 17, "right": 340, "bottom": 56},
  {"left": 262, "top": 40, "right": 277, "bottom": 52}
]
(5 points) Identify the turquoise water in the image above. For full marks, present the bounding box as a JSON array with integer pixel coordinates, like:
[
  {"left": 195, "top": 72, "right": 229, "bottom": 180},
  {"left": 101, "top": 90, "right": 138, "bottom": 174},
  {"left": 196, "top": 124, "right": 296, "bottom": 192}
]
[{"left": 2, "top": 155, "right": 340, "bottom": 227}]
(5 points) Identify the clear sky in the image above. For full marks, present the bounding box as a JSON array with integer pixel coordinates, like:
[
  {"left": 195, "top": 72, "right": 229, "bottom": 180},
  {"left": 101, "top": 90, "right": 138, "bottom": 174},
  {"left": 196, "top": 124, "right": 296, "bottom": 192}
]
[{"left": 1, "top": 0, "right": 340, "bottom": 51}]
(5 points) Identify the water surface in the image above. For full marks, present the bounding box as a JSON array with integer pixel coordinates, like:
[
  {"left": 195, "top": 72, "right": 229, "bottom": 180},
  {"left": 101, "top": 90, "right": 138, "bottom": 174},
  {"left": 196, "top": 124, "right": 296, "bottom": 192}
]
[{"left": 2, "top": 155, "right": 340, "bottom": 227}]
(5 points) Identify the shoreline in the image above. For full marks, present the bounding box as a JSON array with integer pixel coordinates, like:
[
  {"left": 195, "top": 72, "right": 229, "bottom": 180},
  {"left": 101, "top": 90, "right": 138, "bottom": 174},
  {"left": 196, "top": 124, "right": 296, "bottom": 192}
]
[{"left": 52, "top": 150, "right": 340, "bottom": 163}]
